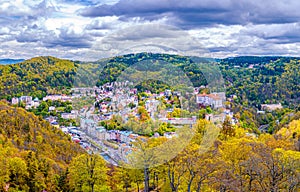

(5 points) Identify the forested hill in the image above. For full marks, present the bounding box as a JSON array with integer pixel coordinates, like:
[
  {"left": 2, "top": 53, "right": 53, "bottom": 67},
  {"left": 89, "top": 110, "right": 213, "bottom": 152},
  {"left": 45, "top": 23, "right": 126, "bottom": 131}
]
[
  {"left": 0, "top": 56, "right": 76, "bottom": 100},
  {"left": 0, "top": 53, "right": 299, "bottom": 108},
  {"left": 91, "top": 53, "right": 299, "bottom": 108},
  {"left": 219, "top": 56, "right": 299, "bottom": 67},
  {"left": 0, "top": 101, "right": 85, "bottom": 190}
]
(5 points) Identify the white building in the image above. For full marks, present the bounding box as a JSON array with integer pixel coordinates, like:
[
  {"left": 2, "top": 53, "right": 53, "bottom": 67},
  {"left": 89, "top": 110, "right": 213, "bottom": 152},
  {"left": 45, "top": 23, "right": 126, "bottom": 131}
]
[
  {"left": 95, "top": 127, "right": 107, "bottom": 140},
  {"left": 12, "top": 97, "right": 19, "bottom": 105},
  {"left": 61, "top": 113, "right": 77, "bottom": 119},
  {"left": 33, "top": 97, "right": 40, "bottom": 108},
  {"left": 261, "top": 103, "right": 283, "bottom": 111},
  {"left": 20, "top": 96, "right": 32, "bottom": 104},
  {"left": 43, "top": 95, "right": 71, "bottom": 102},
  {"left": 120, "top": 131, "right": 133, "bottom": 144},
  {"left": 196, "top": 93, "right": 223, "bottom": 109},
  {"left": 49, "top": 106, "right": 56, "bottom": 111}
]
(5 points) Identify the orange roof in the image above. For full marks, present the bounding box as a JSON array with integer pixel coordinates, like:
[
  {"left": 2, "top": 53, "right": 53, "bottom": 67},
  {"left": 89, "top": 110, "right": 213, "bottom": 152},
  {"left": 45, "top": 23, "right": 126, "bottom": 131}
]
[{"left": 197, "top": 93, "right": 221, "bottom": 100}]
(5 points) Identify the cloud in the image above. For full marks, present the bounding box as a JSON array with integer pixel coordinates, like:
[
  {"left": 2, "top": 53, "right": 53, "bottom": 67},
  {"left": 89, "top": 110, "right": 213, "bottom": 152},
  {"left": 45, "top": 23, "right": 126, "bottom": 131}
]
[
  {"left": 241, "top": 23, "right": 300, "bottom": 44},
  {"left": 79, "top": 0, "right": 300, "bottom": 28},
  {"left": 44, "top": 28, "right": 94, "bottom": 48},
  {"left": 86, "top": 24, "right": 210, "bottom": 60},
  {"left": 2, "top": 0, "right": 300, "bottom": 60}
]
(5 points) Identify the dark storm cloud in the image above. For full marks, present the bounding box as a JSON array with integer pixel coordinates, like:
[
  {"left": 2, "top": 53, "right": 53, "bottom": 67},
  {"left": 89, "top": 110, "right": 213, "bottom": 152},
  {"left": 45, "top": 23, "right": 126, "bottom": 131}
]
[{"left": 79, "top": 0, "right": 300, "bottom": 28}]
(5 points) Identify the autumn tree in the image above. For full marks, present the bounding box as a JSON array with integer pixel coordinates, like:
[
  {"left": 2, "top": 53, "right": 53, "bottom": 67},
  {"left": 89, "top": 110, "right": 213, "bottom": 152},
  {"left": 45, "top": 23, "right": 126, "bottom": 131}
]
[
  {"left": 220, "top": 116, "right": 235, "bottom": 140},
  {"left": 68, "top": 154, "right": 109, "bottom": 192}
]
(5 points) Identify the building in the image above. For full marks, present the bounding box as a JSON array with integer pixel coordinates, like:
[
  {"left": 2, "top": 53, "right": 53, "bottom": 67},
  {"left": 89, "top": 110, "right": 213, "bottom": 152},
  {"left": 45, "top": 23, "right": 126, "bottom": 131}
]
[
  {"left": 61, "top": 113, "right": 77, "bottom": 119},
  {"left": 50, "top": 121, "right": 60, "bottom": 128},
  {"left": 205, "top": 114, "right": 226, "bottom": 123},
  {"left": 159, "top": 116, "right": 197, "bottom": 125},
  {"left": 12, "top": 97, "right": 19, "bottom": 105},
  {"left": 49, "top": 106, "right": 56, "bottom": 111},
  {"left": 196, "top": 93, "right": 223, "bottom": 109},
  {"left": 164, "top": 132, "right": 178, "bottom": 139},
  {"left": 120, "top": 131, "right": 133, "bottom": 144},
  {"left": 165, "top": 89, "right": 172, "bottom": 97},
  {"left": 43, "top": 95, "right": 71, "bottom": 102},
  {"left": 261, "top": 103, "right": 283, "bottom": 111},
  {"left": 20, "top": 96, "right": 32, "bottom": 104},
  {"left": 95, "top": 127, "right": 107, "bottom": 140},
  {"left": 33, "top": 97, "right": 40, "bottom": 108}
]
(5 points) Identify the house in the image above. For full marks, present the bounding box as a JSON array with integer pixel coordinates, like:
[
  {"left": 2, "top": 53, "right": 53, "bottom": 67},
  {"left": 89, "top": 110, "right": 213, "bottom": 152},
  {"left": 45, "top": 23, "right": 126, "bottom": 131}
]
[
  {"left": 196, "top": 93, "right": 223, "bottom": 109},
  {"left": 164, "top": 132, "right": 178, "bottom": 139},
  {"left": 33, "top": 97, "right": 40, "bottom": 108},
  {"left": 145, "top": 99, "right": 160, "bottom": 117},
  {"left": 61, "top": 95, "right": 72, "bottom": 102},
  {"left": 130, "top": 88, "right": 138, "bottom": 95},
  {"left": 129, "top": 133, "right": 139, "bottom": 142},
  {"left": 159, "top": 117, "right": 197, "bottom": 125},
  {"left": 20, "top": 96, "right": 32, "bottom": 104},
  {"left": 44, "top": 116, "right": 57, "bottom": 123},
  {"left": 50, "top": 121, "right": 60, "bottom": 128},
  {"left": 12, "top": 97, "right": 19, "bottom": 105},
  {"left": 61, "top": 113, "right": 77, "bottom": 119},
  {"left": 43, "top": 95, "right": 72, "bottom": 102},
  {"left": 43, "top": 95, "right": 61, "bottom": 101},
  {"left": 205, "top": 114, "right": 226, "bottom": 123},
  {"left": 61, "top": 127, "right": 69, "bottom": 133},
  {"left": 159, "top": 92, "right": 165, "bottom": 97},
  {"left": 107, "top": 130, "right": 120, "bottom": 141},
  {"left": 95, "top": 127, "right": 107, "bottom": 140},
  {"left": 25, "top": 105, "right": 32, "bottom": 110},
  {"left": 257, "top": 110, "right": 266, "bottom": 114},
  {"left": 261, "top": 103, "right": 283, "bottom": 111},
  {"left": 120, "top": 131, "right": 133, "bottom": 144},
  {"left": 119, "top": 144, "right": 132, "bottom": 161},
  {"left": 49, "top": 106, "right": 56, "bottom": 111},
  {"left": 165, "top": 89, "right": 172, "bottom": 97}
]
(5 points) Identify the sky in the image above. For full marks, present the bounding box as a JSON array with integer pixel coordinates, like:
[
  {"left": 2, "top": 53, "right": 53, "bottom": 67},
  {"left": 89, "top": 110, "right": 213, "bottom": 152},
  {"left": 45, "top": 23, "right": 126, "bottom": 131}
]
[{"left": 1, "top": 0, "right": 300, "bottom": 60}]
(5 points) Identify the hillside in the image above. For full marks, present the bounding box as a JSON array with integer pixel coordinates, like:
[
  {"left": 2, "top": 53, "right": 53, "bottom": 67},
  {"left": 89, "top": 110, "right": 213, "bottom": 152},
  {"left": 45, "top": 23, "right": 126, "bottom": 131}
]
[
  {"left": 0, "top": 101, "right": 85, "bottom": 190},
  {"left": 219, "top": 56, "right": 299, "bottom": 67},
  {"left": 0, "top": 54, "right": 299, "bottom": 191},
  {"left": 86, "top": 53, "right": 299, "bottom": 108},
  {"left": 221, "top": 58, "right": 300, "bottom": 108},
  {"left": 0, "top": 56, "right": 76, "bottom": 100},
  {"left": 0, "top": 53, "right": 299, "bottom": 109}
]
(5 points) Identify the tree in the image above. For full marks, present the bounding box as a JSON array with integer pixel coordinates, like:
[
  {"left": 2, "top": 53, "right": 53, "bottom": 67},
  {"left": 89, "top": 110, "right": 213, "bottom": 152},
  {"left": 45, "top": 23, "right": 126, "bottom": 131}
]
[
  {"left": 182, "top": 143, "right": 218, "bottom": 192},
  {"left": 25, "top": 151, "right": 46, "bottom": 191},
  {"left": 127, "top": 137, "right": 167, "bottom": 192},
  {"left": 68, "top": 154, "right": 109, "bottom": 192},
  {"left": 8, "top": 157, "right": 29, "bottom": 191},
  {"left": 220, "top": 116, "right": 235, "bottom": 140},
  {"left": 138, "top": 106, "right": 150, "bottom": 122}
]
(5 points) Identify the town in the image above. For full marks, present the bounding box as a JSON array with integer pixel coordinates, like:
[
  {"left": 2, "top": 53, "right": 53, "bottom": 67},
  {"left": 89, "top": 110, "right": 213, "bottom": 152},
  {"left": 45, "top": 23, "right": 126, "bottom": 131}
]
[{"left": 11, "top": 82, "right": 243, "bottom": 164}]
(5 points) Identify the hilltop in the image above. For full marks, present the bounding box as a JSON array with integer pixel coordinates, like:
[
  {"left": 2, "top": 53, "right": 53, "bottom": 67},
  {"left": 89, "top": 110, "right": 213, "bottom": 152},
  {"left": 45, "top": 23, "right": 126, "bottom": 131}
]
[
  {"left": 0, "top": 53, "right": 299, "bottom": 109},
  {"left": 0, "top": 56, "right": 76, "bottom": 100}
]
